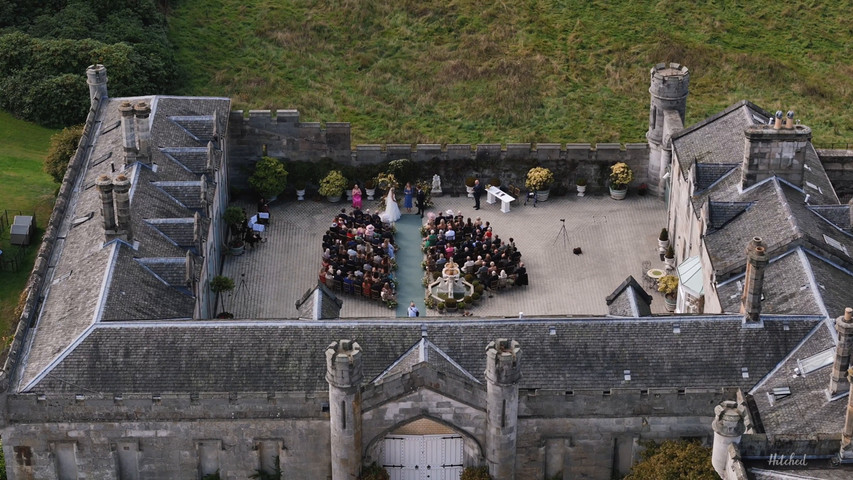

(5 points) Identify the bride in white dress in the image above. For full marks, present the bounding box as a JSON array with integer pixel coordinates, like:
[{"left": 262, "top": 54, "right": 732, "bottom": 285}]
[{"left": 379, "top": 187, "right": 402, "bottom": 223}]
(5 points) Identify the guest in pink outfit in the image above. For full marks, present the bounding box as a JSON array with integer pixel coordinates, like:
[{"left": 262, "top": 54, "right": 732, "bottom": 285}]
[{"left": 352, "top": 185, "right": 362, "bottom": 209}]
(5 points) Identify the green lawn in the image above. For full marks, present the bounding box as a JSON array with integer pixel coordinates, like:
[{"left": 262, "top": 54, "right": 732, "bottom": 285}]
[
  {"left": 168, "top": 0, "right": 853, "bottom": 145},
  {"left": 0, "top": 111, "right": 57, "bottom": 341}
]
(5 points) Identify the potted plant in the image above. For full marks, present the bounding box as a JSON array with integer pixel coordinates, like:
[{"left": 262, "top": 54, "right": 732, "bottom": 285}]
[
  {"left": 471, "top": 291, "right": 482, "bottom": 304},
  {"left": 364, "top": 178, "right": 377, "bottom": 200},
  {"left": 437, "top": 301, "right": 446, "bottom": 313},
  {"left": 465, "top": 177, "right": 476, "bottom": 198},
  {"left": 658, "top": 274, "right": 679, "bottom": 312},
  {"left": 358, "top": 462, "right": 390, "bottom": 480},
  {"left": 638, "top": 182, "right": 648, "bottom": 196},
  {"left": 658, "top": 228, "right": 669, "bottom": 253},
  {"left": 576, "top": 177, "right": 588, "bottom": 197},
  {"left": 457, "top": 301, "right": 467, "bottom": 310},
  {"left": 248, "top": 156, "right": 288, "bottom": 200},
  {"left": 664, "top": 244, "right": 675, "bottom": 269},
  {"left": 609, "top": 162, "right": 633, "bottom": 200},
  {"left": 319, "top": 170, "right": 348, "bottom": 202},
  {"left": 461, "top": 466, "right": 492, "bottom": 480},
  {"left": 222, "top": 205, "right": 245, "bottom": 255},
  {"left": 210, "top": 275, "right": 235, "bottom": 318},
  {"left": 445, "top": 298, "right": 458, "bottom": 312},
  {"left": 488, "top": 177, "right": 501, "bottom": 188},
  {"left": 525, "top": 167, "right": 554, "bottom": 201}
]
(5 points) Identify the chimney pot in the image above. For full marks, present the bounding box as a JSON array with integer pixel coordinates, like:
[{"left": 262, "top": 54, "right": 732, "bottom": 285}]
[
  {"left": 774, "top": 110, "right": 783, "bottom": 129},
  {"left": 96, "top": 175, "right": 116, "bottom": 232},
  {"left": 845, "top": 307, "right": 852, "bottom": 322},
  {"left": 785, "top": 110, "right": 795, "bottom": 128}
]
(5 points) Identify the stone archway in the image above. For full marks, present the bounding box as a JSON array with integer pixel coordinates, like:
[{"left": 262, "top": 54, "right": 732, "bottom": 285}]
[{"left": 365, "top": 416, "right": 484, "bottom": 480}]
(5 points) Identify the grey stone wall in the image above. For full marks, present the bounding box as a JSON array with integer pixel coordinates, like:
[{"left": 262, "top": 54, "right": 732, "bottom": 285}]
[{"left": 226, "top": 109, "right": 651, "bottom": 197}]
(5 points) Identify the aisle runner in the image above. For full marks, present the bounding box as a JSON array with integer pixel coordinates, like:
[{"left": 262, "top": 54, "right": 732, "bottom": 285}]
[{"left": 394, "top": 214, "right": 426, "bottom": 317}]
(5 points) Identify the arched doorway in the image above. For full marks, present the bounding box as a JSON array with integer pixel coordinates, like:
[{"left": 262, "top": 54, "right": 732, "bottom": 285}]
[{"left": 380, "top": 418, "right": 466, "bottom": 480}]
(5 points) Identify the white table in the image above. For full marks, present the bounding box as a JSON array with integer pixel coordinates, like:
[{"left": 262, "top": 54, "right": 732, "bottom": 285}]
[{"left": 486, "top": 186, "right": 516, "bottom": 213}]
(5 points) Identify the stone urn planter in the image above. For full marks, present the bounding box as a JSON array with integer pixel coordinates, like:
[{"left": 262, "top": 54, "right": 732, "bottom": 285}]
[
  {"left": 664, "top": 295, "right": 677, "bottom": 312},
  {"left": 229, "top": 241, "right": 245, "bottom": 256},
  {"left": 345, "top": 190, "right": 353, "bottom": 202},
  {"left": 577, "top": 185, "right": 586, "bottom": 197},
  {"left": 366, "top": 188, "right": 376, "bottom": 200},
  {"left": 609, "top": 186, "right": 627, "bottom": 200},
  {"left": 296, "top": 188, "right": 306, "bottom": 201},
  {"left": 326, "top": 194, "right": 342, "bottom": 203},
  {"left": 536, "top": 189, "right": 550, "bottom": 202}
]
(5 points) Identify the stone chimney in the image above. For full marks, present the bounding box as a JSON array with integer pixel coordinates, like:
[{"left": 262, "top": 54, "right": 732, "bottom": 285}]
[
  {"left": 113, "top": 174, "right": 132, "bottom": 241},
  {"left": 85, "top": 64, "right": 108, "bottom": 106},
  {"left": 711, "top": 400, "right": 746, "bottom": 478},
  {"left": 841, "top": 368, "right": 853, "bottom": 461},
  {"left": 485, "top": 339, "right": 522, "bottom": 480},
  {"left": 119, "top": 102, "right": 138, "bottom": 166},
  {"left": 95, "top": 174, "right": 116, "bottom": 232},
  {"left": 325, "top": 340, "right": 363, "bottom": 480},
  {"left": 741, "top": 237, "right": 768, "bottom": 325},
  {"left": 134, "top": 101, "right": 151, "bottom": 163},
  {"left": 829, "top": 308, "right": 853, "bottom": 396},
  {"left": 741, "top": 112, "right": 811, "bottom": 190}
]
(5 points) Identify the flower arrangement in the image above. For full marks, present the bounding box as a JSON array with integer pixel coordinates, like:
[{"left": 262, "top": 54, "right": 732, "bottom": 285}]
[
  {"left": 576, "top": 177, "right": 587, "bottom": 186},
  {"left": 318, "top": 170, "right": 348, "bottom": 197},
  {"left": 609, "top": 162, "right": 633, "bottom": 189},
  {"left": 658, "top": 274, "right": 679, "bottom": 297},
  {"left": 525, "top": 167, "right": 554, "bottom": 191}
]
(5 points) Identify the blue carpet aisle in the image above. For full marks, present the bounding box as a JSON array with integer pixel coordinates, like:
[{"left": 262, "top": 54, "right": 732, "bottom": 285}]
[{"left": 394, "top": 214, "right": 426, "bottom": 317}]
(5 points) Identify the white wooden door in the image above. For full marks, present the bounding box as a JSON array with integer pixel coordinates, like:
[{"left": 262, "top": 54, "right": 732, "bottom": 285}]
[{"left": 383, "top": 435, "right": 463, "bottom": 480}]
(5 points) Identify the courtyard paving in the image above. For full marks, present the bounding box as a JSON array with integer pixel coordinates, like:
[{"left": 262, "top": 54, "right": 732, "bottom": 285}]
[{"left": 221, "top": 191, "right": 670, "bottom": 319}]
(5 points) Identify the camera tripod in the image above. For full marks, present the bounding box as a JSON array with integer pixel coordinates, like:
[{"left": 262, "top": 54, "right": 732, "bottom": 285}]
[{"left": 554, "top": 219, "right": 569, "bottom": 248}]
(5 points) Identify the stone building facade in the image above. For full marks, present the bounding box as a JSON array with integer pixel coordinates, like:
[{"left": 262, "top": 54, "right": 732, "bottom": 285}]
[{"left": 1, "top": 63, "right": 852, "bottom": 480}]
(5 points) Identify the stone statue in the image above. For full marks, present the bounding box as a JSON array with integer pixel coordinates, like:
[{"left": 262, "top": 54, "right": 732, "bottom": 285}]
[{"left": 432, "top": 174, "right": 442, "bottom": 195}]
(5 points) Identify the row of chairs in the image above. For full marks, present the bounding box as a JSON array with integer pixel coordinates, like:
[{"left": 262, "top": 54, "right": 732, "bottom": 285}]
[{"left": 324, "top": 277, "right": 389, "bottom": 302}]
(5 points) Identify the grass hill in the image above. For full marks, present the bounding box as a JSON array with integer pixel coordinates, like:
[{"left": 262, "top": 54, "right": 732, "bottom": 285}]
[{"left": 168, "top": 0, "right": 853, "bottom": 145}]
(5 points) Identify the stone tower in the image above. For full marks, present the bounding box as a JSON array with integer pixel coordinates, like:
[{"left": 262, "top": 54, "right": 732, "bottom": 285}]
[
  {"left": 86, "top": 64, "right": 108, "bottom": 106},
  {"left": 711, "top": 400, "right": 746, "bottom": 478},
  {"left": 484, "top": 339, "right": 521, "bottom": 480},
  {"left": 326, "top": 340, "right": 364, "bottom": 480},
  {"left": 647, "top": 63, "right": 689, "bottom": 196}
]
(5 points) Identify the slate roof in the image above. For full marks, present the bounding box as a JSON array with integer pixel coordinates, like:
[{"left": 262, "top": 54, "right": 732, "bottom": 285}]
[
  {"left": 17, "top": 95, "right": 230, "bottom": 393},
  {"left": 671, "top": 101, "right": 769, "bottom": 177},
  {"left": 605, "top": 276, "right": 653, "bottom": 317},
  {"left": 748, "top": 318, "right": 845, "bottom": 435},
  {"left": 29, "top": 316, "right": 819, "bottom": 394}
]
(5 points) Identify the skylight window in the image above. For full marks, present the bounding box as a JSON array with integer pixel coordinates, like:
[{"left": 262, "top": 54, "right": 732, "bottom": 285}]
[
  {"left": 797, "top": 348, "right": 834, "bottom": 375},
  {"left": 823, "top": 234, "right": 849, "bottom": 256},
  {"left": 624, "top": 370, "right": 631, "bottom": 381},
  {"left": 741, "top": 367, "right": 749, "bottom": 379}
]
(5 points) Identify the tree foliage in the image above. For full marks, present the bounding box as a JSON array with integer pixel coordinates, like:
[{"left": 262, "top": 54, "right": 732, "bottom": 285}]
[
  {"left": 248, "top": 156, "right": 289, "bottom": 199},
  {"left": 623, "top": 440, "right": 716, "bottom": 480},
  {"left": 0, "top": 0, "right": 180, "bottom": 127},
  {"left": 44, "top": 124, "right": 84, "bottom": 183}
]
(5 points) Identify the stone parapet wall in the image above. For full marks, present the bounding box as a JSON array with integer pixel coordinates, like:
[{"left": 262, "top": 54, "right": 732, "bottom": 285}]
[{"left": 226, "top": 109, "right": 651, "bottom": 197}]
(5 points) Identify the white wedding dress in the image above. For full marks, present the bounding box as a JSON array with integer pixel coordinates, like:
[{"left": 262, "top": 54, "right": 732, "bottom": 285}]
[{"left": 379, "top": 188, "right": 402, "bottom": 223}]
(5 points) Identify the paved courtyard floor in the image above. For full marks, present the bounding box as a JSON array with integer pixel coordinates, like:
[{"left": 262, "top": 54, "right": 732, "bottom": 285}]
[{"left": 222, "top": 191, "right": 670, "bottom": 319}]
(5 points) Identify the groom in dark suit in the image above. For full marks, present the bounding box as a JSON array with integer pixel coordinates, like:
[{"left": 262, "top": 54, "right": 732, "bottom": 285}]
[{"left": 416, "top": 186, "right": 426, "bottom": 218}]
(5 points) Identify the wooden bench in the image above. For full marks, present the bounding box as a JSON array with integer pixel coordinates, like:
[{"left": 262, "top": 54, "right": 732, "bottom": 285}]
[{"left": 486, "top": 186, "right": 516, "bottom": 213}]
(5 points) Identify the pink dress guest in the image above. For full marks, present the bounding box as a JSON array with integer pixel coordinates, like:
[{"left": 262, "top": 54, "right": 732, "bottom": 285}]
[{"left": 352, "top": 186, "right": 362, "bottom": 209}]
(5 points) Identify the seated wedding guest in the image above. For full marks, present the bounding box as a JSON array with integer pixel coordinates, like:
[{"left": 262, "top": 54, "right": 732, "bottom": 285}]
[
  {"left": 514, "top": 262, "right": 528, "bottom": 286},
  {"left": 445, "top": 226, "right": 456, "bottom": 241},
  {"left": 344, "top": 273, "right": 356, "bottom": 294},
  {"left": 463, "top": 256, "right": 476, "bottom": 273},
  {"left": 381, "top": 282, "right": 395, "bottom": 302}
]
